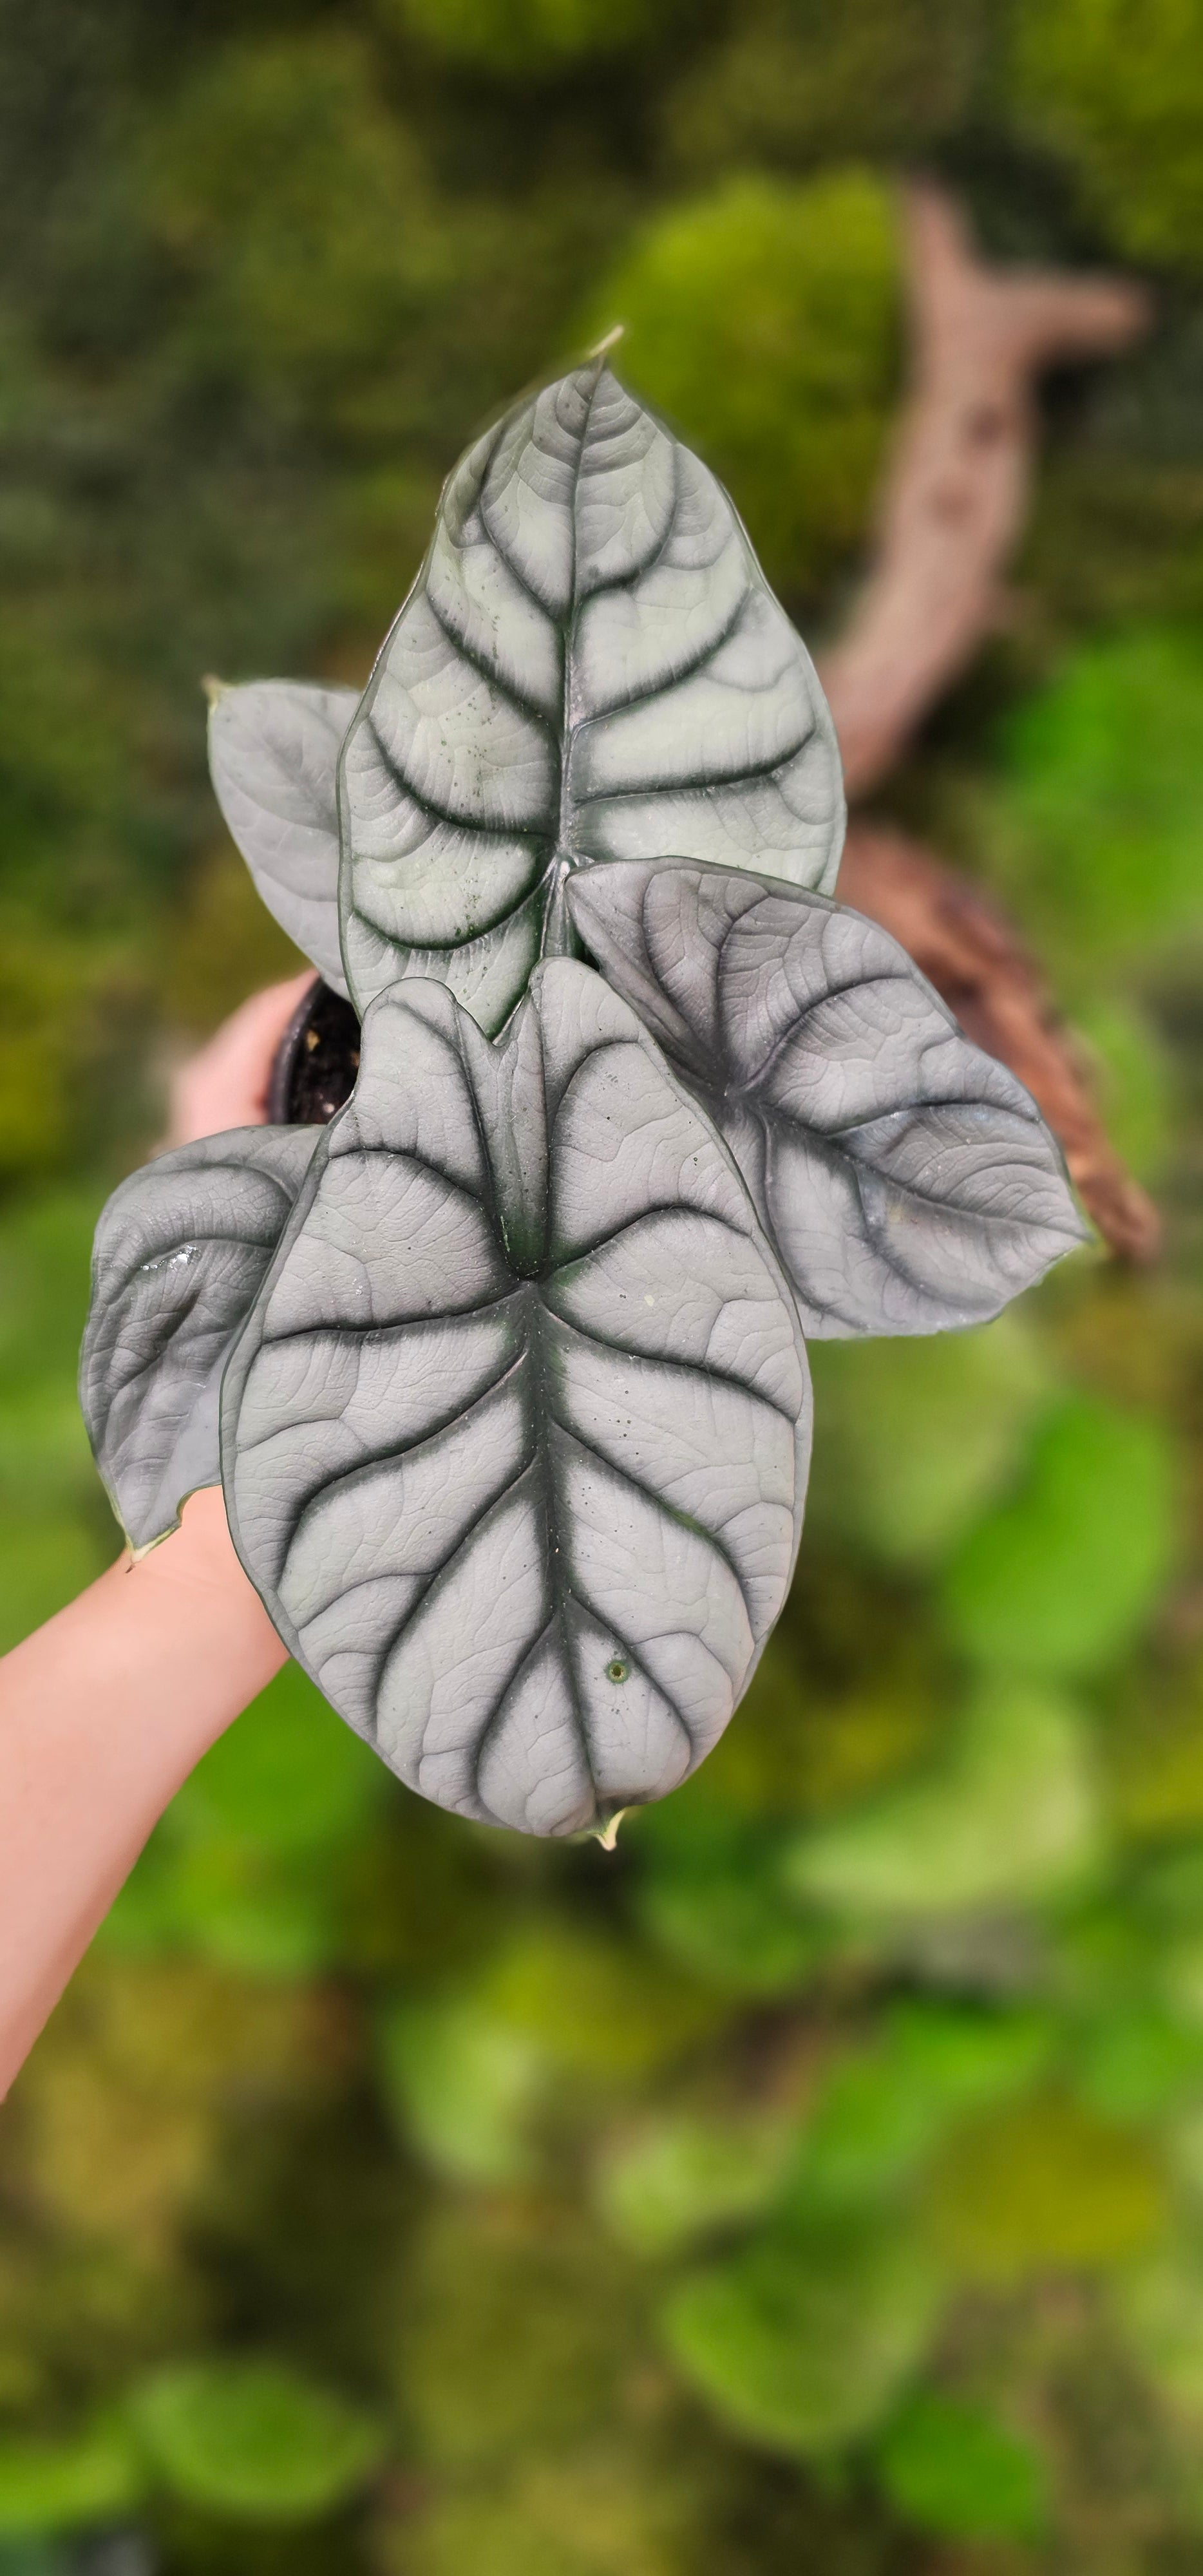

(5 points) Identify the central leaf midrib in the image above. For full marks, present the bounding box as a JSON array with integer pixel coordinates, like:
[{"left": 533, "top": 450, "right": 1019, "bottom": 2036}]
[
  {"left": 467, "top": 1277, "right": 708, "bottom": 1822},
  {"left": 356, "top": 372, "right": 783, "bottom": 980},
  {"left": 466, "top": 1309, "right": 701, "bottom": 1834},
  {"left": 555, "top": 364, "right": 600, "bottom": 867},
  {"left": 517, "top": 1277, "right": 593, "bottom": 1785}
]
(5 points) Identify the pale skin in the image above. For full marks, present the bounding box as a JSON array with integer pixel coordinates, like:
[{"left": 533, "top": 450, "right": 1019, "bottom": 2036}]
[{"left": 0, "top": 970, "right": 316, "bottom": 2098}]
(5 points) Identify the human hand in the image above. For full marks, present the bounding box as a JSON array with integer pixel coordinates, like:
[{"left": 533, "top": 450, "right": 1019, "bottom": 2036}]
[
  {"left": 0, "top": 974, "right": 317, "bottom": 2096},
  {"left": 167, "top": 970, "right": 316, "bottom": 1146},
  {"left": 0, "top": 1486, "right": 288, "bottom": 2095}
]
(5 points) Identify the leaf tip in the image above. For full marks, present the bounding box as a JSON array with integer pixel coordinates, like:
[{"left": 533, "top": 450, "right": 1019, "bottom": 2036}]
[
  {"left": 201, "top": 673, "right": 230, "bottom": 708},
  {"left": 587, "top": 323, "right": 625, "bottom": 361},
  {"left": 592, "top": 1806, "right": 630, "bottom": 1854}
]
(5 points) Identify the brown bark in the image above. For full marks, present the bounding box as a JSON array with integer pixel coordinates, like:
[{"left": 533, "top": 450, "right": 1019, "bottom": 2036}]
[
  {"left": 839, "top": 820, "right": 1162, "bottom": 1265},
  {"left": 820, "top": 185, "right": 1148, "bottom": 802},
  {"left": 819, "top": 182, "right": 1157, "bottom": 1262}
]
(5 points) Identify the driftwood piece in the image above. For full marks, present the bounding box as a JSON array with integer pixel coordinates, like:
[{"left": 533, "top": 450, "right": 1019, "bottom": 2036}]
[
  {"left": 820, "top": 185, "right": 1148, "bottom": 802},
  {"left": 819, "top": 180, "right": 1158, "bottom": 1263},
  {"left": 839, "top": 821, "right": 1162, "bottom": 1265}
]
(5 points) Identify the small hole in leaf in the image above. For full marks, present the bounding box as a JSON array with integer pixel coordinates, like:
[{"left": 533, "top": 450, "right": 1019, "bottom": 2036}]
[{"left": 606, "top": 1658, "right": 629, "bottom": 1685}]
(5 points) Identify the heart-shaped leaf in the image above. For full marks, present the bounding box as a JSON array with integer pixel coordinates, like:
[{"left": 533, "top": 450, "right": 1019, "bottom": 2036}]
[
  {"left": 337, "top": 359, "right": 844, "bottom": 1030},
  {"left": 81, "top": 1128, "right": 321, "bottom": 1550},
  {"left": 221, "top": 960, "right": 810, "bottom": 1835},
  {"left": 208, "top": 679, "right": 359, "bottom": 993},
  {"left": 568, "top": 858, "right": 1086, "bottom": 1336}
]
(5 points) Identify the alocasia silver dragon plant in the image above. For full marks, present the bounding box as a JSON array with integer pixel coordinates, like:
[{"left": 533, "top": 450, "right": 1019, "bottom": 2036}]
[{"left": 80, "top": 360, "right": 1085, "bottom": 1838}]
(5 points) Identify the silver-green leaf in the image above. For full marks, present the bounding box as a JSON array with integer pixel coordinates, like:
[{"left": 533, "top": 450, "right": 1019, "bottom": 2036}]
[
  {"left": 567, "top": 858, "right": 1087, "bottom": 1337},
  {"left": 81, "top": 1128, "right": 321, "bottom": 1551},
  {"left": 208, "top": 680, "right": 358, "bottom": 994},
  {"left": 221, "top": 960, "right": 811, "bottom": 1835},
  {"left": 337, "top": 360, "right": 844, "bottom": 1032}
]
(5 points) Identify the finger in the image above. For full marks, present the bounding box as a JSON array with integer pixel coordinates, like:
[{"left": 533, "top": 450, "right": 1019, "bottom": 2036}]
[{"left": 167, "top": 972, "right": 317, "bottom": 1146}]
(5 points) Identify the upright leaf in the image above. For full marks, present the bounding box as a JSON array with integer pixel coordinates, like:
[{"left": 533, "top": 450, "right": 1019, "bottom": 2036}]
[
  {"left": 81, "top": 1128, "right": 320, "bottom": 1549},
  {"left": 569, "top": 857, "right": 1086, "bottom": 1334},
  {"left": 209, "top": 679, "right": 358, "bottom": 993},
  {"left": 222, "top": 960, "right": 810, "bottom": 1835},
  {"left": 337, "top": 359, "right": 844, "bottom": 1030}
]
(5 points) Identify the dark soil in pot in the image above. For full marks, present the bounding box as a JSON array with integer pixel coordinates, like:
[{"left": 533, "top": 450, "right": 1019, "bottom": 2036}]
[{"left": 269, "top": 978, "right": 361, "bottom": 1126}]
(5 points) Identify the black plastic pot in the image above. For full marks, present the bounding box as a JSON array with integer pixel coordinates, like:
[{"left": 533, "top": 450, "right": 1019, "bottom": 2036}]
[{"left": 268, "top": 978, "right": 361, "bottom": 1126}]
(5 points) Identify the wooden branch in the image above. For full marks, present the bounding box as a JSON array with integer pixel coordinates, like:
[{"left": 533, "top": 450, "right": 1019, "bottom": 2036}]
[
  {"left": 820, "top": 185, "right": 1149, "bottom": 802},
  {"left": 838, "top": 820, "right": 1162, "bottom": 1265}
]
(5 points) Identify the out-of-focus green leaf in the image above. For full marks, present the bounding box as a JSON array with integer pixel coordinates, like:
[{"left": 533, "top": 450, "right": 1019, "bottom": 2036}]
[
  {"left": 941, "top": 1397, "right": 1177, "bottom": 1678},
  {"left": 173, "top": 1662, "right": 388, "bottom": 1857},
  {"left": 1072, "top": 995, "right": 1176, "bottom": 1184},
  {"left": 1142, "top": 1847, "right": 1203, "bottom": 1922},
  {"left": 925, "top": 2091, "right": 1166, "bottom": 2283},
  {"left": 989, "top": 629, "right": 1203, "bottom": 984},
  {"left": 129, "top": 2358, "right": 385, "bottom": 2521},
  {"left": 662, "top": 2213, "right": 940, "bottom": 2456},
  {"left": 633, "top": 1807, "right": 827, "bottom": 1996},
  {"left": 377, "top": 1923, "right": 721, "bottom": 2180},
  {"left": 580, "top": 169, "right": 901, "bottom": 596},
  {"left": 0, "top": 2423, "right": 143, "bottom": 2536},
  {"left": 808, "top": 1318, "right": 1052, "bottom": 1572},
  {"left": 596, "top": 2114, "right": 791, "bottom": 2257},
  {"left": 875, "top": 2391, "right": 1048, "bottom": 2541},
  {"left": 631, "top": 1620, "right": 941, "bottom": 1831},
  {"left": 378, "top": 1996, "right": 544, "bottom": 2185},
  {"left": 786, "top": 1681, "right": 1101, "bottom": 1920},
  {"left": 104, "top": 1663, "right": 390, "bottom": 1975},
  {"left": 1069, "top": 2003, "right": 1203, "bottom": 2123},
  {"left": 104, "top": 1833, "right": 344, "bottom": 1979},
  {"left": 636, "top": 1862, "right": 825, "bottom": 1997},
  {"left": 791, "top": 2002, "right": 1054, "bottom": 2207}
]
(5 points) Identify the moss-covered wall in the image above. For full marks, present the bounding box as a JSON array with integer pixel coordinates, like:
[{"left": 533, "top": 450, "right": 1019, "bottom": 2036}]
[{"left": 5, "top": 2, "right": 1203, "bottom": 2568}]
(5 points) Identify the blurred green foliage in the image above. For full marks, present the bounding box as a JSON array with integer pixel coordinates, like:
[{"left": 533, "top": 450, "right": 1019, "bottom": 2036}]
[
  {"left": 382, "top": 0, "right": 663, "bottom": 79},
  {"left": 663, "top": 0, "right": 987, "bottom": 180},
  {"left": 582, "top": 168, "right": 902, "bottom": 597},
  {"left": 129, "top": 2361, "right": 386, "bottom": 2521},
  {"left": 986, "top": 627, "right": 1203, "bottom": 994},
  {"left": 0, "top": 2424, "right": 142, "bottom": 2539},
  {"left": 876, "top": 2391, "right": 1049, "bottom": 2542},
  {"left": 1011, "top": 0, "right": 1203, "bottom": 272},
  {"left": 6, "top": 0, "right": 1203, "bottom": 2570}
]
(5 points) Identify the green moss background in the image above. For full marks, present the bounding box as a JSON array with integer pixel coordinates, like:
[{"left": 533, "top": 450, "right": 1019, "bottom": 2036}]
[{"left": 5, "top": 1, "right": 1203, "bottom": 2568}]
